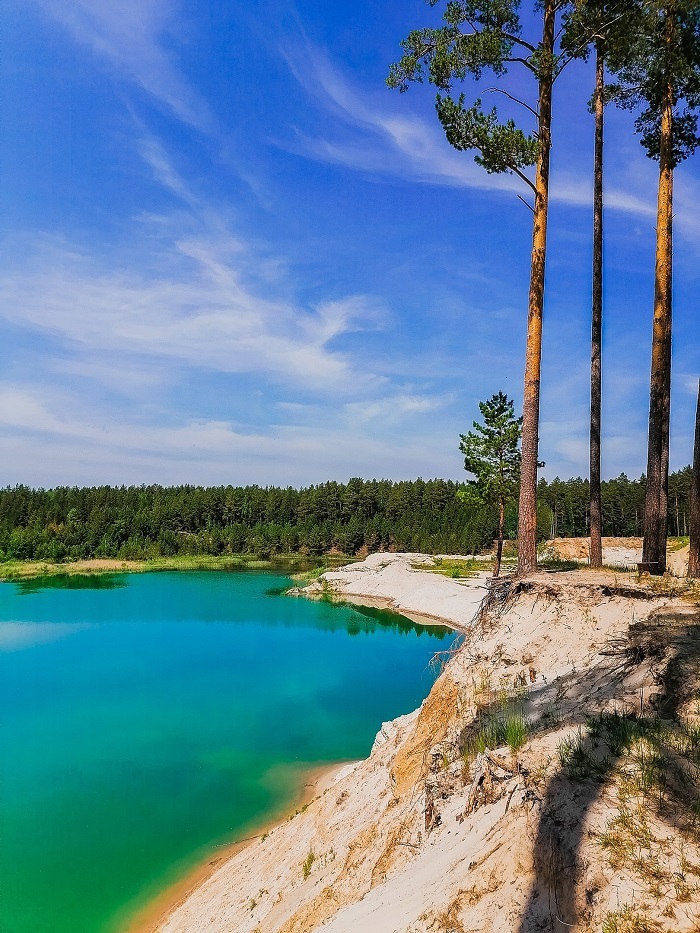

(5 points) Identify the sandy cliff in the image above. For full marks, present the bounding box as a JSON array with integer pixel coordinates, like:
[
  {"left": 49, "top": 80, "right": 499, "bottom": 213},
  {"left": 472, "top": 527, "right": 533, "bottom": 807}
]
[{"left": 158, "top": 555, "right": 700, "bottom": 932}]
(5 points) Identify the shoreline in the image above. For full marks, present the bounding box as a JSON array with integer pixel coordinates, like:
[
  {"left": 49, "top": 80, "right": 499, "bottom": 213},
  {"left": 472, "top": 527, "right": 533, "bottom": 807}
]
[
  {"left": 0, "top": 554, "right": 352, "bottom": 582},
  {"left": 95, "top": 554, "right": 700, "bottom": 932},
  {"left": 128, "top": 570, "right": 456, "bottom": 932},
  {"left": 127, "top": 760, "right": 354, "bottom": 933},
  {"left": 339, "top": 592, "right": 470, "bottom": 633}
]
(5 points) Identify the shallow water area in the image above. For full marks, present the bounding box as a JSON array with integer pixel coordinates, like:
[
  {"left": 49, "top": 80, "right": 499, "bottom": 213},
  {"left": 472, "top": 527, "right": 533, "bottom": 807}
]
[{"left": 0, "top": 570, "right": 451, "bottom": 933}]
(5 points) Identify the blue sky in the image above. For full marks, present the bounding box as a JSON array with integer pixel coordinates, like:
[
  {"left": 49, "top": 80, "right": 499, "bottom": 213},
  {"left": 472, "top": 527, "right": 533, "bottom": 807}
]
[{"left": 2, "top": 0, "right": 699, "bottom": 488}]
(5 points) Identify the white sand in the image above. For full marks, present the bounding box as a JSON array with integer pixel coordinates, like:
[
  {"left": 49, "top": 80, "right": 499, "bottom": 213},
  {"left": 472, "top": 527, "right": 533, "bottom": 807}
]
[
  {"left": 547, "top": 536, "right": 691, "bottom": 575},
  {"left": 309, "top": 552, "right": 490, "bottom": 629}
]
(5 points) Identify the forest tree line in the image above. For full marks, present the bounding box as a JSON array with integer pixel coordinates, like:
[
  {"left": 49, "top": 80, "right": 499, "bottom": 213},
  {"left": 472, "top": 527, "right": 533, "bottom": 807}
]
[{"left": 0, "top": 470, "right": 693, "bottom": 563}]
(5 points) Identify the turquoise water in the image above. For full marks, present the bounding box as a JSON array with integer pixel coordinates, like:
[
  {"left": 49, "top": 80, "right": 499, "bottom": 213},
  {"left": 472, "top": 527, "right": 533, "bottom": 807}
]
[{"left": 0, "top": 571, "right": 451, "bottom": 933}]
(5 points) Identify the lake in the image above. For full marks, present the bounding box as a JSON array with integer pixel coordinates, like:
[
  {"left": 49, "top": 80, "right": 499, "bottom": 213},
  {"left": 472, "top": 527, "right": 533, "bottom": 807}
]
[{"left": 0, "top": 570, "right": 452, "bottom": 933}]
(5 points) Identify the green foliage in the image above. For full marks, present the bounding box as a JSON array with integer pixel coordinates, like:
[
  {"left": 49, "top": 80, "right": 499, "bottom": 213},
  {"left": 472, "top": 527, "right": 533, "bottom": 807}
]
[
  {"left": 558, "top": 709, "right": 700, "bottom": 800},
  {"left": 601, "top": 905, "right": 661, "bottom": 933},
  {"left": 386, "top": 1, "right": 522, "bottom": 92},
  {"left": 504, "top": 714, "right": 528, "bottom": 751},
  {"left": 302, "top": 849, "right": 315, "bottom": 880},
  {"left": 436, "top": 96, "right": 539, "bottom": 172},
  {"left": 461, "top": 690, "right": 528, "bottom": 759},
  {"left": 0, "top": 479, "right": 501, "bottom": 563},
  {"left": 387, "top": 0, "right": 552, "bottom": 186},
  {"left": 458, "top": 391, "right": 522, "bottom": 514},
  {"left": 0, "top": 469, "right": 694, "bottom": 566},
  {"left": 421, "top": 556, "right": 482, "bottom": 577},
  {"left": 291, "top": 564, "right": 331, "bottom": 584},
  {"left": 603, "top": 0, "right": 700, "bottom": 165},
  {"left": 560, "top": 0, "right": 638, "bottom": 67},
  {"left": 561, "top": 0, "right": 700, "bottom": 167}
]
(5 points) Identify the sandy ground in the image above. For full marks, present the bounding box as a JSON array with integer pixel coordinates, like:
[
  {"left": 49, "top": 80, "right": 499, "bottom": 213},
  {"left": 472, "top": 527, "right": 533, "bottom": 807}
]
[
  {"left": 547, "top": 536, "right": 691, "bottom": 575},
  {"left": 304, "top": 552, "right": 491, "bottom": 630},
  {"left": 156, "top": 553, "right": 700, "bottom": 932}
]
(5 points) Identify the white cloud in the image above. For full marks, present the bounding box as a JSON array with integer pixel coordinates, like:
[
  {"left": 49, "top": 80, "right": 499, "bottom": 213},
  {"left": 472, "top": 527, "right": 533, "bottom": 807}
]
[
  {"left": 0, "top": 136, "right": 388, "bottom": 395},
  {"left": 282, "top": 43, "right": 524, "bottom": 196},
  {"left": 0, "top": 128, "right": 467, "bottom": 485},
  {"left": 50, "top": 358, "right": 168, "bottom": 397},
  {"left": 30, "top": 0, "right": 214, "bottom": 131},
  {"left": 680, "top": 374, "right": 700, "bottom": 396},
  {"left": 0, "top": 386, "right": 461, "bottom": 487},
  {"left": 0, "top": 228, "right": 381, "bottom": 394},
  {"left": 344, "top": 393, "right": 450, "bottom": 423}
]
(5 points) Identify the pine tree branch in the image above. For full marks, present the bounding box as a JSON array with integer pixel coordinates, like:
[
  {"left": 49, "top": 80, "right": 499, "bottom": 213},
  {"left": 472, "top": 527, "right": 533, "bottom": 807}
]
[
  {"left": 499, "top": 32, "right": 537, "bottom": 54},
  {"left": 484, "top": 87, "right": 539, "bottom": 120},
  {"left": 505, "top": 57, "right": 538, "bottom": 73},
  {"left": 510, "top": 166, "right": 537, "bottom": 194}
]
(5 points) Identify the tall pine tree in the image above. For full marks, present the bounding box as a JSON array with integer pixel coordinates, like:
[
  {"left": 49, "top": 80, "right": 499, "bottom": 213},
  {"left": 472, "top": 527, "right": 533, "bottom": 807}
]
[
  {"left": 388, "top": 0, "right": 572, "bottom": 575},
  {"left": 562, "top": 0, "right": 640, "bottom": 568},
  {"left": 607, "top": 0, "right": 700, "bottom": 573},
  {"left": 689, "top": 379, "right": 700, "bottom": 578}
]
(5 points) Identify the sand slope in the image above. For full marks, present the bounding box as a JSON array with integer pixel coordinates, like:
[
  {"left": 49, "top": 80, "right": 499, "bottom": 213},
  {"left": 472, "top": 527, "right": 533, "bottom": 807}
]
[{"left": 158, "top": 555, "right": 700, "bottom": 932}]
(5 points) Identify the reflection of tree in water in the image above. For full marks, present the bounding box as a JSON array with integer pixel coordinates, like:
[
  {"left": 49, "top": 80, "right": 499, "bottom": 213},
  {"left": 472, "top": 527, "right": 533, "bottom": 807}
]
[
  {"left": 261, "top": 591, "right": 454, "bottom": 641},
  {"left": 17, "top": 573, "right": 126, "bottom": 593},
  {"left": 351, "top": 604, "right": 452, "bottom": 640},
  {"left": 516, "top": 607, "right": 700, "bottom": 931}
]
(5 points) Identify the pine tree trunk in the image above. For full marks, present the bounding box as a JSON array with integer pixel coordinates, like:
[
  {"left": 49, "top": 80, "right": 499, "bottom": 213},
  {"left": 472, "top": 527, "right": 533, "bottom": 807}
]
[
  {"left": 494, "top": 501, "right": 505, "bottom": 578},
  {"left": 642, "top": 71, "right": 673, "bottom": 576},
  {"left": 516, "top": 0, "right": 555, "bottom": 576},
  {"left": 589, "top": 44, "right": 604, "bottom": 570},
  {"left": 689, "top": 380, "right": 700, "bottom": 578}
]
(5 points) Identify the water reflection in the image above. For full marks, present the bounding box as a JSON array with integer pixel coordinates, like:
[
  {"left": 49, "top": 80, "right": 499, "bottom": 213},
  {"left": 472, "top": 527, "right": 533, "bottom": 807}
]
[
  {"left": 15, "top": 574, "right": 127, "bottom": 594},
  {"left": 350, "top": 604, "right": 451, "bottom": 639}
]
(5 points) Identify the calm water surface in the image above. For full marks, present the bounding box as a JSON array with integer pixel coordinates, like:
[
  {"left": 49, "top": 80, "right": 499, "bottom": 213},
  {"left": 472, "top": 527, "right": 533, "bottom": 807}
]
[{"left": 0, "top": 571, "right": 452, "bottom": 933}]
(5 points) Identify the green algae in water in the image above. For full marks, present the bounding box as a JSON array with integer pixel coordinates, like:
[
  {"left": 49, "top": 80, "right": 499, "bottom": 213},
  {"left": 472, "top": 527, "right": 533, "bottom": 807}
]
[{"left": 0, "top": 571, "right": 452, "bottom": 933}]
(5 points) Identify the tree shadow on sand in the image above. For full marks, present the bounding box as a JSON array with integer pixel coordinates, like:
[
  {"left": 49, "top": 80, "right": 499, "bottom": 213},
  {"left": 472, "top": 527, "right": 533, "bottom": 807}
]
[{"left": 513, "top": 605, "right": 700, "bottom": 931}]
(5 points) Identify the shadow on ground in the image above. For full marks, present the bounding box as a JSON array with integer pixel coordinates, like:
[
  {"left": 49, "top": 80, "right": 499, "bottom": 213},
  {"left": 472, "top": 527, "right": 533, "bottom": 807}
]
[{"left": 510, "top": 605, "right": 700, "bottom": 931}]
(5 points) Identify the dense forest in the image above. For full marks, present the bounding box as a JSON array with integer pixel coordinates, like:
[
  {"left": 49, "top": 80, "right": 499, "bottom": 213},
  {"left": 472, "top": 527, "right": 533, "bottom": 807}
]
[{"left": 0, "top": 470, "right": 693, "bottom": 563}]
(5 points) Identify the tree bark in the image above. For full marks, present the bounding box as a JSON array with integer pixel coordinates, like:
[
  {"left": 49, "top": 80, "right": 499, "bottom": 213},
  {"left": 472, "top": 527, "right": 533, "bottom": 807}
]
[
  {"left": 642, "top": 71, "right": 673, "bottom": 576},
  {"left": 494, "top": 501, "right": 505, "bottom": 577},
  {"left": 516, "top": 0, "right": 555, "bottom": 576},
  {"left": 589, "top": 44, "right": 604, "bottom": 569},
  {"left": 689, "top": 380, "right": 700, "bottom": 578}
]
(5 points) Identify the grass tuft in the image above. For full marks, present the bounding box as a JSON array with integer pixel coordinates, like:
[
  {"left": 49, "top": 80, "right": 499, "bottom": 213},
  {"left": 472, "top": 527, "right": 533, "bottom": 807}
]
[
  {"left": 601, "top": 906, "right": 661, "bottom": 932},
  {"left": 461, "top": 690, "right": 529, "bottom": 761},
  {"left": 302, "top": 849, "right": 315, "bottom": 880},
  {"left": 415, "top": 557, "right": 481, "bottom": 579}
]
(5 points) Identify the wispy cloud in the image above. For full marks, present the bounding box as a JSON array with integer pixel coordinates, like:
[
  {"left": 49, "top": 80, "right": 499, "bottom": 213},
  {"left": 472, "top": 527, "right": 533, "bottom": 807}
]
[
  {"left": 0, "top": 235, "right": 380, "bottom": 393},
  {"left": 0, "top": 385, "right": 462, "bottom": 486},
  {"left": 281, "top": 42, "right": 523, "bottom": 195},
  {"left": 280, "top": 41, "right": 656, "bottom": 217},
  {"left": 1, "top": 139, "right": 384, "bottom": 394},
  {"left": 30, "top": 0, "right": 214, "bottom": 132},
  {"left": 344, "top": 393, "right": 451, "bottom": 424}
]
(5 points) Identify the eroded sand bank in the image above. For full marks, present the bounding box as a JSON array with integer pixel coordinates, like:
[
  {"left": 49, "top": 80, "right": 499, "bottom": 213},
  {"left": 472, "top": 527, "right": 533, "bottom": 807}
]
[{"left": 155, "top": 553, "right": 700, "bottom": 932}]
